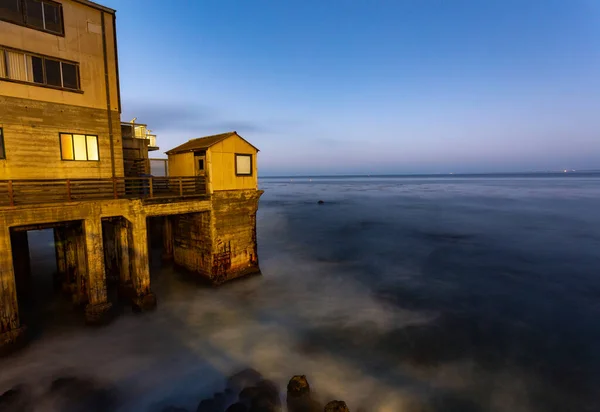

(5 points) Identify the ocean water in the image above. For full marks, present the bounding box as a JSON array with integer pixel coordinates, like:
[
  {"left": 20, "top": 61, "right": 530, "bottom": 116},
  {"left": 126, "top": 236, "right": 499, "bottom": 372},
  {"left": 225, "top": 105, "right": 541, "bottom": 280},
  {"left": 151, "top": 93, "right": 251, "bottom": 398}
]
[{"left": 1, "top": 174, "right": 600, "bottom": 411}]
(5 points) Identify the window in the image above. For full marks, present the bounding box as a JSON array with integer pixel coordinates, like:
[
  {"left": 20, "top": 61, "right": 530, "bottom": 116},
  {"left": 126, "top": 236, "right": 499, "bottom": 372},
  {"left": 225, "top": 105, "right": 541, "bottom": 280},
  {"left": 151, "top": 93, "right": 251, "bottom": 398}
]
[
  {"left": 0, "top": 0, "right": 63, "bottom": 35},
  {"left": 0, "top": 128, "right": 5, "bottom": 159},
  {"left": 0, "top": 0, "right": 23, "bottom": 24},
  {"left": 198, "top": 158, "right": 204, "bottom": 171},
  {"left": 0, "top": 47, "right": 80, "bottom": 90},
  {"left": 60, "top": 133, "right": 99, "bottom": 161},
  {"left": 235, "top": 154, "right": 252, "bottom": 176}
]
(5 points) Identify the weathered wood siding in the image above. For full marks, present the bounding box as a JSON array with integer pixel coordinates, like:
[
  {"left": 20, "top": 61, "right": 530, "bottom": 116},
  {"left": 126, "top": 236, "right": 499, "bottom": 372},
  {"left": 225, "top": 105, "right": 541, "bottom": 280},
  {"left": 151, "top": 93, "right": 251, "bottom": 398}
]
[
  {"left": 167, "top": 152, "right": 194, "bottom": 177},
  {"left": 0, "top": 95, "right": 123, "bottom": 179},
  {"left": 208, "top": 135, "right": 258, "bottom": 192}
]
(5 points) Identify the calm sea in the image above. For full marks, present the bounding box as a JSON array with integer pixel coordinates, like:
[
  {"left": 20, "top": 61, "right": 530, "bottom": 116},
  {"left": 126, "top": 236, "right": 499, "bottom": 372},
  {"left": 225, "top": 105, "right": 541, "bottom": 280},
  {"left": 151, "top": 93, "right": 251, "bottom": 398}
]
[{"left": 1, "top": 173, "right": 600, "bottom": 411}]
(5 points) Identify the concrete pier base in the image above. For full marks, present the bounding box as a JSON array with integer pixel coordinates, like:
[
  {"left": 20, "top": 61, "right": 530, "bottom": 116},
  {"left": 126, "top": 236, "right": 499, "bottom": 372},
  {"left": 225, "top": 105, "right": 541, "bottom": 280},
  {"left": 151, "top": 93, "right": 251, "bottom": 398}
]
[
  {"left": 0, "top": 326, "right": 27, "bottom": 356},
  {"left": 131, "top": 292, "right": 157, "bottom": 312},
  {"left": 84, "top": 302, "right": 114, "bottom": 325}
]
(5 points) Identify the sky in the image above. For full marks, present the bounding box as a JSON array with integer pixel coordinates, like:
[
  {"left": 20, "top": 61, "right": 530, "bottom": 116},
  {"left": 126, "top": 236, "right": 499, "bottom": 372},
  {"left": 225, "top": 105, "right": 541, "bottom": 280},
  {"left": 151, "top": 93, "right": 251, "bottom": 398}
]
[{"left": 103, "top": 0, "right": 600, "bottom": 175}]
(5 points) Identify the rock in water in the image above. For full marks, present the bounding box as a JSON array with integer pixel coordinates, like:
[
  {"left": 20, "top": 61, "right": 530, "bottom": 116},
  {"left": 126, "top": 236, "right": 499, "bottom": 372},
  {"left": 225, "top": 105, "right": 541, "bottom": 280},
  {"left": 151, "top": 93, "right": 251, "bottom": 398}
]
[
  {"left": 324, "top": 400, "right": 350, "bottom": 412},
  {"left": 317, "top": 200, "right": 324, "bottom": 204},
  {"left": 287, "top": 375, "right": 310, "bottom": 398},
  {"left": 286, "top": 375, "right": 321, "bottom": 412}
]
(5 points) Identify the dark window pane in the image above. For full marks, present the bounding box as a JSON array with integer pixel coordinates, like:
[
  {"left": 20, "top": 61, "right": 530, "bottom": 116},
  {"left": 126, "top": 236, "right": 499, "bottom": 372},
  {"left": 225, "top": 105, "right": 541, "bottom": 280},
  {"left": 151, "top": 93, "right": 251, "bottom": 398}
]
[
  {"left": 45, "top": 58, "right": 61, "bottom": 86},
  {"left": 61, "top": 62, "right": 78, "bottom": 89},
  {"left": 25, "top": 0, "right": 43, "bottom": 29},
  {"left": 0, "top": 0, "right": 24, "bottom": 24},
  {"left": 31, "top": 56, "right": 43, "bottom": 83},
  {"left": 43, "top": 2, "right": 62, "bottom": 33},
  {"left": 0, "top": 129, "right": 5, "bottom": 159}
]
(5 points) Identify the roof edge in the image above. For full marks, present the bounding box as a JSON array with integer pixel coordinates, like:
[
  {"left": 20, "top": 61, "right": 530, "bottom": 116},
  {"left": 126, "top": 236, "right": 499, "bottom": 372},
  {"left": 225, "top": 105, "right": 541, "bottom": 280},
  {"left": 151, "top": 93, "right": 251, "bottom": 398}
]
[{"left": 71, "top": 0, "right": 116, "bottom": 14}]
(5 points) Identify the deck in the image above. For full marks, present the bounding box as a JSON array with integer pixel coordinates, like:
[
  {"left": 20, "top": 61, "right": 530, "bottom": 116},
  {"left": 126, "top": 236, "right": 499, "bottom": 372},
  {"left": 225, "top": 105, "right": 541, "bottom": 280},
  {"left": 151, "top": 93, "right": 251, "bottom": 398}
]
[{"left": 0, "top": 176, "right": 207, "bottom": 207}]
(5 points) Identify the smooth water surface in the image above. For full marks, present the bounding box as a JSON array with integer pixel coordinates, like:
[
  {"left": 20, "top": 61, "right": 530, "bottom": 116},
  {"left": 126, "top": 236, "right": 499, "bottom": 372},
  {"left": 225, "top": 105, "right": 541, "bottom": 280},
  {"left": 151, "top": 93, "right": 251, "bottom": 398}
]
[{"left": 1, "top": 174, "right": 600, "bottom": 411}]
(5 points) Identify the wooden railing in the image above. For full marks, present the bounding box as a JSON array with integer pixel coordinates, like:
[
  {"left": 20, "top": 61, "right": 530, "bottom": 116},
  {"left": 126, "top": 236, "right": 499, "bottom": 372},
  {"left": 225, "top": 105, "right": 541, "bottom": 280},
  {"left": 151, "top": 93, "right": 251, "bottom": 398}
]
[{"left": 0, "top": 176, "right": 206, "bottom": 207}]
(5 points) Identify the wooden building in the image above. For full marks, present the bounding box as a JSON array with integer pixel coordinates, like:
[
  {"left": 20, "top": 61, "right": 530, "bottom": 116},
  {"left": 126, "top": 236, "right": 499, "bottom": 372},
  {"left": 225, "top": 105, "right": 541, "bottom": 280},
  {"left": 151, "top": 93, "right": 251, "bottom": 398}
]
[
  {"left": 0, "top": 0, "right": 263, "bottom": 354},
  {"left": 166, "top": 131, "right": 259, "bottom": 194}
]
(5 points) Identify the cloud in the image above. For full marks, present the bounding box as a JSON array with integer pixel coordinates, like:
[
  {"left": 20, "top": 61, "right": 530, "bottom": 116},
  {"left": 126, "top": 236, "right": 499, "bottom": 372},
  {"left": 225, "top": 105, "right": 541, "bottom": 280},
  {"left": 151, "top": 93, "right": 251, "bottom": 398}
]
[{"left": 121, "top": 100, "right": 272, "bottom": 135}]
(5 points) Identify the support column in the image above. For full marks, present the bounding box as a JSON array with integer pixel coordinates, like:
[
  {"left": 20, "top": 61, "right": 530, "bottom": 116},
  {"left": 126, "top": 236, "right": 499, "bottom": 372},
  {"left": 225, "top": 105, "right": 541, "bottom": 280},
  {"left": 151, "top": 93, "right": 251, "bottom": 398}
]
[
  {"left": 0, "top": 226, "right": 26, "bottom": 355},
  {"left": 53, "top": 227, "right": 66, "bottom": 291},
  {"left": 162, "top": 216, "right": 173, "bottom": 261},
  {"left": 64, "top": 228, "right": 78, "bottom": 295},
  {"left": 117, "top": 218, "right": 134, "bottom": 301},
  {"left": 83, "top": 218, "right": 112, "bottom": 325},
  {"left": 130, "top": 215, "right": 156, "bottom": 312},
  {"left": 73, "top": 225, "right": 88, "bottom": 307},
  {"left": 11, "top": 231, "right": 31, "bottom": 306}
]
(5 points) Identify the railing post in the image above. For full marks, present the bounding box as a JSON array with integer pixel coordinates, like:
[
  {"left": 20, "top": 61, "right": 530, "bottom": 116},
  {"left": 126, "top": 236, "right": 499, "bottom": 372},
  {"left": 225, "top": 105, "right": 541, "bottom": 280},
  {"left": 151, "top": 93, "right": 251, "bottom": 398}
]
[
  {"left": 66, "top": 179, "right": 72, "bottom": 201},
  {"left": 179, "top": 177, "right": 183, "bottom": 197},
  {"left": 149, "top": 177, "right": 153, "bottom": 199},
  {"left": 113, "top": 177, "right": 118, "bottom": 199},
  {"left": 8, "top": 180, "right": 14, "bottom": 206}
]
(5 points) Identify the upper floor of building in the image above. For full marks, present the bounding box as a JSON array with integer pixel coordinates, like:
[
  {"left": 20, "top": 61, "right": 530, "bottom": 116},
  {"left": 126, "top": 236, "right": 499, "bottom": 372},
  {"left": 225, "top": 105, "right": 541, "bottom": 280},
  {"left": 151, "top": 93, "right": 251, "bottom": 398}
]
[{"left": 0, "top": 0, "right": 120, "bottom": 112}]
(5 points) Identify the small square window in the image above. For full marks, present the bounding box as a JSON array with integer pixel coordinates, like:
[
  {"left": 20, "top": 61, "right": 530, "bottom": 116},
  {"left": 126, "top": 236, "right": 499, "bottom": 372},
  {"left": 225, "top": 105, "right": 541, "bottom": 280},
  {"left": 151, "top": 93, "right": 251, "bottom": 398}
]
[{"left": 235, "top": 154, "right": 252, "bottom": 176}]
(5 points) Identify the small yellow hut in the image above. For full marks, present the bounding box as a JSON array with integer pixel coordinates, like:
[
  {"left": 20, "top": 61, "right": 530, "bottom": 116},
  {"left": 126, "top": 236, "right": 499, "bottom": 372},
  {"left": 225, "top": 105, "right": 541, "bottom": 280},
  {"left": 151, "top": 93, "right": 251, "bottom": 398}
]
[{"left": 165, "top": 131, "right": 258, "bottom": 194}]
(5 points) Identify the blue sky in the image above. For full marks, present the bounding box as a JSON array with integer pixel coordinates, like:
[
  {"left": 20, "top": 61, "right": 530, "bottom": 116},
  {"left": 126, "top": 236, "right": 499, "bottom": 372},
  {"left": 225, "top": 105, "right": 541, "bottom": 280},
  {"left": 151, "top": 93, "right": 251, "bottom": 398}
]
[{"left": 104, "top": 0, "right": 600, "bottom": 175}]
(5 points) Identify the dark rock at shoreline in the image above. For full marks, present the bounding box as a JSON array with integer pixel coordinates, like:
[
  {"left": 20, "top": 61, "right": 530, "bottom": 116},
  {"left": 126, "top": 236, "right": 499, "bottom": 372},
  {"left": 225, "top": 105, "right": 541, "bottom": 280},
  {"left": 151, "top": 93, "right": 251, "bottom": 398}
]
[
  {"left": 324, "top": 400, "right": 350, "bottom": 412},
  {"left": 317, "top": 200, "right": 325, "bottom": 204},
  {"left": 226, "top": 403, "right": 248, "bottom": 412},
  {"left": 162, "top": 407, "right": 189, "bottom": 412},
  {"left": 227, "top": 368, "right": 264, "bottom": 393},
  {"left": 238, "top": 379, "right": 281, "bottom": 412},
  {"left": 196, "top": 398, "right": 216, "bottom": 412},
  {"left": 45, "top": 376, "right": 119, "bottom": 412},
  {"left": 0, "top": 385, "right": 31, "bottom": 412}
]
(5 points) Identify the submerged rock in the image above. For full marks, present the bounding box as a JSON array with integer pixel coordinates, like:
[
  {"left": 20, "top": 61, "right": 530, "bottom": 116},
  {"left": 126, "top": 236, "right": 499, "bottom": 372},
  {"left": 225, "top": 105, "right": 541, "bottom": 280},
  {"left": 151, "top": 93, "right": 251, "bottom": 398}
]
[
  {"left": 0, "top": 385, "right": 31, "bottom": 412},
  {"left": 324, "top": 400, "right": 350, "bottom": 412}
]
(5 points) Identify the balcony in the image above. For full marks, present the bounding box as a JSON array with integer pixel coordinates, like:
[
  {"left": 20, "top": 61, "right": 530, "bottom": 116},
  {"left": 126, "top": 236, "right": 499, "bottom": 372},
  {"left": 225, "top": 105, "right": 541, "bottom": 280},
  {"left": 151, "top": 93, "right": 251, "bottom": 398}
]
[
  {"left": 0, "top": 176, "right": 207, "bottom": 207},
  {"left": 121, "top": 122, "right": 159, "bottom": 151}
]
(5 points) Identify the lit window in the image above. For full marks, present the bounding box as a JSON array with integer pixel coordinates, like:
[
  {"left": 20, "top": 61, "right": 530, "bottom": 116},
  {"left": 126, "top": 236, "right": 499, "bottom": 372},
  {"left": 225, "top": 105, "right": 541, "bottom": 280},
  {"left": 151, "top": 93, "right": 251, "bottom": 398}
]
[
  {"left": 60, "top": 133, "right": 99, "bottom": 161},
  {"left": 0, "top": 128, "right": 5, "bottom": 159},
  {"left": 235, "top": 154, "right": 252, "bottom": 176}
]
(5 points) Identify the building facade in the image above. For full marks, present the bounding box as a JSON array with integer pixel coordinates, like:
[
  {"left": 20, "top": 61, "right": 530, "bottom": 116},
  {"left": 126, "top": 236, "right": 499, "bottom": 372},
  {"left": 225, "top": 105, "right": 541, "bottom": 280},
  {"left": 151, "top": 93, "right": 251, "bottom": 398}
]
[
  {"left": 0, "top": 0, "right": 263, "bottom": 355},
  {"left": 0, "top": 0, "right": 122, "bottom": 179}
]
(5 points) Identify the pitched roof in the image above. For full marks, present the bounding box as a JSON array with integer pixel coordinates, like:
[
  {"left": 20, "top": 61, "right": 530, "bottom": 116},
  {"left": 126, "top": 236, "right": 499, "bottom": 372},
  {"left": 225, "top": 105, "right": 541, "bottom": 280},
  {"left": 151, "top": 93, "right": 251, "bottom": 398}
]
[{"left": 165, "top": 131, "right": 259, "bottom": 155}]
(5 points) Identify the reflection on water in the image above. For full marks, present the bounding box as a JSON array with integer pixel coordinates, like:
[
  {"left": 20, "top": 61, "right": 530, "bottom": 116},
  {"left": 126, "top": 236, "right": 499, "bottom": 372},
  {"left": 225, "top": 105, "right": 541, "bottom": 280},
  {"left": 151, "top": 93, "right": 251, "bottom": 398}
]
[{"left": 2, "top": 175, "right": 600, "bottom": 411}]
